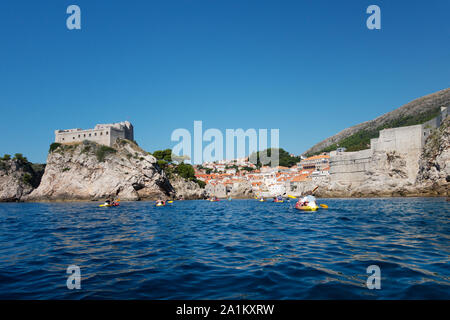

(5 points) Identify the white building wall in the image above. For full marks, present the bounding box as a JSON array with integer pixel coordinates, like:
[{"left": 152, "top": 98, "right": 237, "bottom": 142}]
[{"left": 55, "top": 121, "right": 134, "bottom": 147}]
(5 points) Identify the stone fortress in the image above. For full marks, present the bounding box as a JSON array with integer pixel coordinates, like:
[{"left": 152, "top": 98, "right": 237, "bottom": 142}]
[
  {"left": 329, "top": 107, "right": 449, "bottom": 184},
  {"left": 55, "top": 121, "right": 134, "bottom": 147}
]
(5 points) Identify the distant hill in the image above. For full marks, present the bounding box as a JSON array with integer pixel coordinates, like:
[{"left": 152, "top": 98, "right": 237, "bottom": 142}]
[{"left": 304, "top": 88, "right": 450, "bottom": 156}]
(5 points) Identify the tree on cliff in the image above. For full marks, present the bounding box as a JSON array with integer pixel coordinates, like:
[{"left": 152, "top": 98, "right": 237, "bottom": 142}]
[{"left": 250, "top": 148, "right": 300, "bottom": 168}]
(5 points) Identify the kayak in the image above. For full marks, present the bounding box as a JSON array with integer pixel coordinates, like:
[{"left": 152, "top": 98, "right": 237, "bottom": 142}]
[
  {"left": 273, "top": 200, "right": 284, "bottom": 203},
  {"left": 259, "top": 199, "right": 265, "bottom": 202},
  {"left": 99, "top": 203, "right": 119, "bottom": 207},
  {"left": 210, "top": 199, "right": 220, "bottom": 202},
  {"left": 295, "top": 204, "right": 319, "bottom": 211},
  {"left": 155, "top": 203, "right": 165, "bottom": 207}
]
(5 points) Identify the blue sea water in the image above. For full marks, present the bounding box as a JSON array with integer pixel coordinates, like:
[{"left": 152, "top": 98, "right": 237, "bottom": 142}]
[{"left": 0, "top": 198, "right": 449, "bottom": 299}]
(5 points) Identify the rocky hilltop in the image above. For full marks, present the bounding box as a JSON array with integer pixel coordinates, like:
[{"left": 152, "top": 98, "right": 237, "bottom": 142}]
[
  {"left": 25, "top": 139, "right": 176, "bottom": 201},
  {"left": 304, "top": 88, "right": 450, "bottom": 156},
  {"left": 0, "top": 155, "right": 44, "bottom": 202}
]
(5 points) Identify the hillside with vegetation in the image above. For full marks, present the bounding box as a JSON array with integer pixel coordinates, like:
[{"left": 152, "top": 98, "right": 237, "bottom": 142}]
[{"left": 304, "top": 88, "right": 450, "bottom": 156}]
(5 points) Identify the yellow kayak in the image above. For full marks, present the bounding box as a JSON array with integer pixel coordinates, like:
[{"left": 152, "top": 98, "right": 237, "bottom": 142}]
[
  {"left": 99, "top": 203, "right": 119, "bottom": 207},
  {"left": 295, "top": 204, "right": 319, "bottom": 211}
]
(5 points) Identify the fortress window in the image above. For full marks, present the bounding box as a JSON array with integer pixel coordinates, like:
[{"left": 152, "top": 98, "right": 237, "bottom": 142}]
[
  {"left": 100, "top": 132, "right": 103, "bottom": 135},
  {"left": 62, "top": 138, "right": 65, "bottom": 141},
  {"left": 95, "top": 133, "right": 97, "bottom": 136},
  {"left": 89, "top": 133, "right": 91, "bottom": 137},
  {"left": 84, "top": 134, "right": 86, "bottom": 137},
  {"left": 73, "top": 137, "right": 75, "bottom": 139},
  {"left": 106, "top": 132, "right": 108, "bottom": 135},
  {"left": 78, "top": 135, "right": 80, "bottom": 138}
]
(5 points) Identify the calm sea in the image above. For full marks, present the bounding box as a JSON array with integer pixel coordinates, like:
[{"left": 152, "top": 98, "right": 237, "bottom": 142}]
[{"left": 0, "top": 198, "right": 449, "bottom": 299}]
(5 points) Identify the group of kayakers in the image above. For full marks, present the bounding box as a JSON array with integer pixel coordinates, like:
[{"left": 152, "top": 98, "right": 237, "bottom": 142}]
[
  {"left": 100, "top": 191, "right": 325, "bottom": 211},
  {"left": 102, "top": 198, "right": 120, "bottom": 207}
]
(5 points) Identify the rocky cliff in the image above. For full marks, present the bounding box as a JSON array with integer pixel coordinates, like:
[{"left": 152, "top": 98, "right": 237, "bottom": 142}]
[
  {"left": 25, "top": 139, "right": 175, "bottom": 201},
  {"left": 0, "top": 157, "right": 44, "bottom": 202},
  {"left": 415, "top": 116, "right": 450, "bottom": 196},
  {"left": 228, "top": 181, "right": 254, "bottom": 199},
  {"left": 170, "top": 175, "right": 207, "bottom": 200}
]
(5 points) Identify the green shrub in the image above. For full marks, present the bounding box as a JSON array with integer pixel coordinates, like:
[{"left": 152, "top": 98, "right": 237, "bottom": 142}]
[
  {"left": 62, "top": 167, "right": 70, "bottom": 172},
  {"left": 153, "top": 149, "right": 172, "bottom": 162},
  {"left": 195, "top": 179, "right": 206, "bottom": 188},
  {"left": 250, "top": 148, "right": 300, "bottom": 167},
  {"left": 157, "top": 159, "right": 169, "bottom": 170},
  {"left": 81, "top": 146, "right": 91, "bottom": 154},
  {"left": 2, "top": 154, "right": 11, "bottom": 161},
  {"left": 49, "top": 143, "right": 62, "bottom": 153},
  {"left": 175, "top": 162, "right": 196, "bottom": 180},
  {"left": 22, "top": 173, "right": 33, "bottom": 185},
  {"left": 96, "top": 146, "right": 117, "bottom": 162},
  {"left": 14, "top": 153, "right": 28, "bottom": 163},
  {"left": 0, "top": 161, "right": 8, "bottom": 171}
]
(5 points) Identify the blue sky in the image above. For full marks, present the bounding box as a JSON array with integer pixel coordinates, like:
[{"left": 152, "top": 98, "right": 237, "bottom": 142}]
[{"left": 0, "top": 0, "right": 449, "bottom": 163}]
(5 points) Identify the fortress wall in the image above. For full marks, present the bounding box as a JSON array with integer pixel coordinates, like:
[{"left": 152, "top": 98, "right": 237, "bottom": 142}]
[
  {"left": 329, "top": 149, "right": 373, "bottom": 183},
  {"left": 109, "top": 128, "right": 126, "bottom": 146},
  {"left": 374, "top": 125, "right": 424, "bottom": 181},
  {"left": 373, "top": 125, "right": 424, "bottom": 154},
  {"left": 55, "top": 121, "right": 134, "bottom": 147},
  {"left": 55, "top": 128, "right": 111, "bottom": 146}
]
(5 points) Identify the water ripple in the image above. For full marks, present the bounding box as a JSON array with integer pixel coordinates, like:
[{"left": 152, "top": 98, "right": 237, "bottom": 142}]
[{"left": 0, "top": 198, "right": 449, "bottom": 299}]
